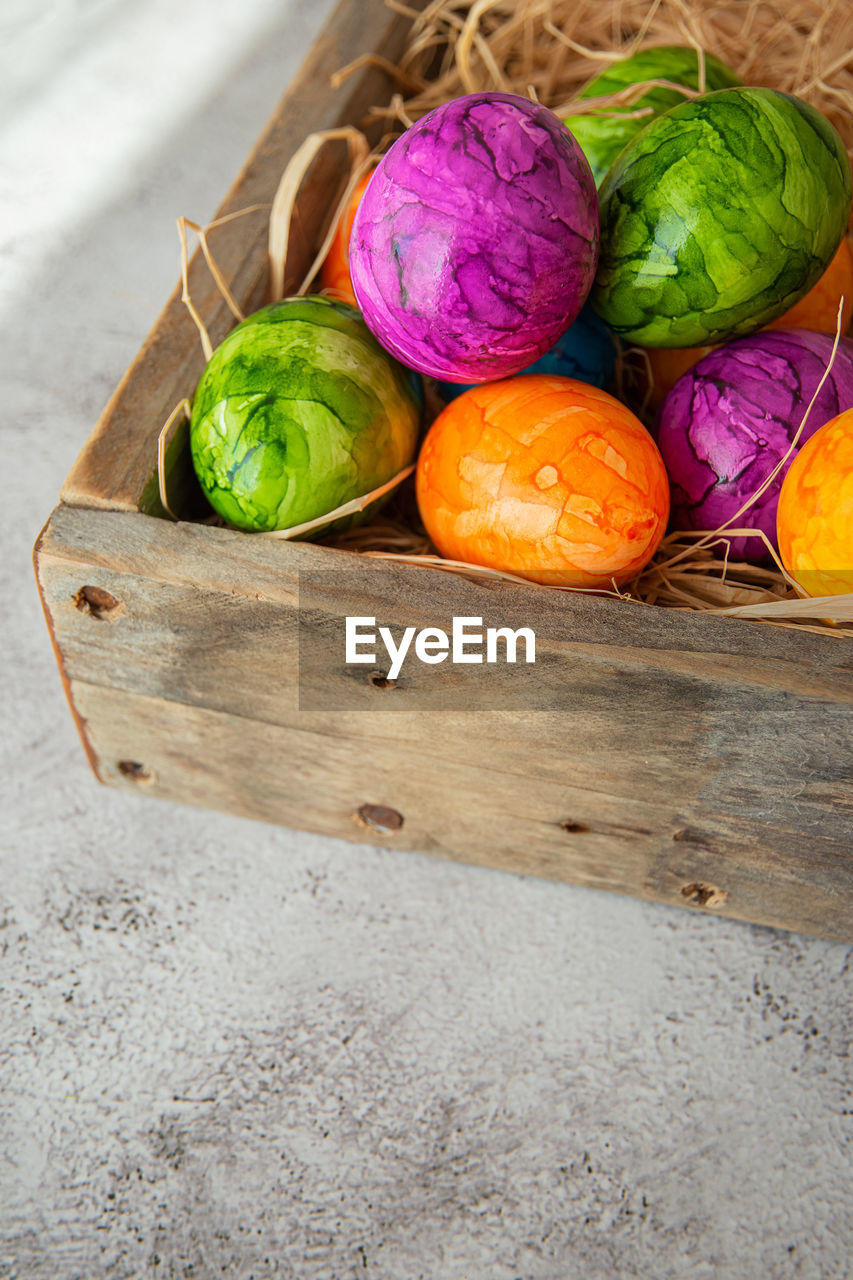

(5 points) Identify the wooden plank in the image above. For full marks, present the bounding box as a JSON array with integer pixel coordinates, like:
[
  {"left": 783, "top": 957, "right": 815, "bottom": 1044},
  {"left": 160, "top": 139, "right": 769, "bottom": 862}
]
[
  {"left": 36, "top": 506, "right": 853, "bottom": 692},
  {"left": 59, "top": 0, "right": 427, "bottom": 518},
  {"left": 35, "top": 504, "right": 853, "bottom": 940},
  {"left": 65, "top": 679, "right": 853, "bottom": 942}
]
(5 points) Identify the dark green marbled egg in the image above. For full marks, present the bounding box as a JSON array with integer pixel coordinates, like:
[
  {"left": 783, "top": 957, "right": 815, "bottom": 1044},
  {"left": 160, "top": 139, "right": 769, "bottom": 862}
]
[
  {"left": 190, "top": 296, "right": 421, "bottom": 533},
  {"left": 564, "top": 45, "right": 740, "bottom": 186},
  {"left": 591, "top": 87, "right": 853, "bottom": 348}
]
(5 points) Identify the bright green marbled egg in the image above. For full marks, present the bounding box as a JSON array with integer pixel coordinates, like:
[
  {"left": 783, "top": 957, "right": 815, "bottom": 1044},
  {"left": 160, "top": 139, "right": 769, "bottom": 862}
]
[
  {"left": 190, "top": 296, "right": 421, "bottom": 533},
  {"left": 564, "top": 45, "right": 740, "bottom": 186},
  {"left": 591, "top": 87, "right": 853, "bottom": 348}
]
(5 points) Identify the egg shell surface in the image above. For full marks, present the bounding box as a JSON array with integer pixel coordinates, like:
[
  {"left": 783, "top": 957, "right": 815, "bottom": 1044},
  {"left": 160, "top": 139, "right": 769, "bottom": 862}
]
[
  {"left": 318, "top": 168, "right": 375, "bottom": 308},
  {"left": 436, "top": 302, "right": 619, "bottom": 402},
  {"left": 416, "top": 373, "right": 670, "bottom": 588},
  {"left": 190, "top": 296, "right": 421, "bottom": 533},
  {"left": 349, "top": 92, "right": 599, "bottom": 383},
  {"left": 564, "top": 45, "right": 740, "bottom": 186},
  {"left": 592, "top": 87, "right": 852, "bottom": 347},
  {"left": 777, "top": 408, "right": 853, "bottom": 596},
  {"left": 657, "top": 329, "right": 853, "bottom": 561}
]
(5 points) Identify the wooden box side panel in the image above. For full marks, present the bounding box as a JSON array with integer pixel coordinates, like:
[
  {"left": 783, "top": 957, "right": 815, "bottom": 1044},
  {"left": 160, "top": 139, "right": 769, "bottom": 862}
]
[
  {"left": 35, "top": 505, "right": 853, "bottom": 941},
  {"left": 59, "top": 0, "right": 426, "bottom": 519}
]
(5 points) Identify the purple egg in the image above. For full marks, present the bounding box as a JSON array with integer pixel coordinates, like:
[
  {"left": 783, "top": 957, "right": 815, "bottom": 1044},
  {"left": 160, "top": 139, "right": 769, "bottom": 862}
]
[
  {"left": 657, "top": 329, "right": 853, "bottom": 561},
  {"left": 349, "top": 92, "right": 599, "bottom": 383}
]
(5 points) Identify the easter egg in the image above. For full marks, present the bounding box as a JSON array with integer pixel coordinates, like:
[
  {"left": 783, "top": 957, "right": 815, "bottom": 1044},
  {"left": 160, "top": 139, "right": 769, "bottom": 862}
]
[
  {"left": 416, "top": 374, "right": 670, "bottom": 588},
  {"left": 777, "top": 409, "right": 853, "bottom": 596},
  {"left": 436, "top": 303, "right": 619, "bottom": 402},
  {"left": 190, "top": 296, "right": 421, "bottom": 533},
  {"left": 564, "top": 45, "right": 740, "bottom": 186},
  {"left": 592, "top": 88, "right": 852, "bottom": 348},
  {"left": 657, "top": 330, "right": 853, "bottom": 561},
  {"left": 318, "top": 168, "right": 375, "bottom": 307},
  {"left": 349, "top": 92, "right": 599, "bottom": 383}
]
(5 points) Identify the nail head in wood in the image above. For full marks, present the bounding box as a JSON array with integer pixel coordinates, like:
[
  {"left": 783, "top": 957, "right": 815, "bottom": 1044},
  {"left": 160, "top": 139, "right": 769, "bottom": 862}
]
[
  {"left": 356, "top": 803, "right": 404, "bottom": 833},
  {"left": 367, "top": 672, "right": 396, "bottom": 689},
  {"left": 117, "top": 760, "right": 155, "bottom": 784},
  {"left": 681, "top": 882, "right": 728, "bottom": 909},
  {"left": 73, "top": 585, "right": 121, "bottom": 619}
]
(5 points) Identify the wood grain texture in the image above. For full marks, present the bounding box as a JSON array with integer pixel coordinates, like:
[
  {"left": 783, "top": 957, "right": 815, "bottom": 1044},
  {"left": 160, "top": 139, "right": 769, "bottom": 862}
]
[
  {"left": 59, "top": 0, "right": 428, "bottom": 519},
  {"left": 35, "top": 504, "right": 853, "bottom": 940}
]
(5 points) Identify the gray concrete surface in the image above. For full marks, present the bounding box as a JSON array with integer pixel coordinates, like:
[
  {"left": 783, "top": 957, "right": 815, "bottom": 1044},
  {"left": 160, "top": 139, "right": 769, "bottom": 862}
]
[{"left": 1, "top": 3, "right": 851, "bottom": 1276}]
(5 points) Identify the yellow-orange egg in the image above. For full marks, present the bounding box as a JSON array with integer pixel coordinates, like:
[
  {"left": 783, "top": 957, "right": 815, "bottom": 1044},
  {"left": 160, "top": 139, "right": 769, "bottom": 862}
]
[
  {"left": 777, "top": 408, "right": 853, "bottom": 596},
  {"left": 766, "top": 236, "right": 853, "bottom": 334},
  {"left": 318, "top": 169, "right": 375, "bottom": 307},
  {"left": 415, "top": 374, "right": 670, "bottom": 588}
]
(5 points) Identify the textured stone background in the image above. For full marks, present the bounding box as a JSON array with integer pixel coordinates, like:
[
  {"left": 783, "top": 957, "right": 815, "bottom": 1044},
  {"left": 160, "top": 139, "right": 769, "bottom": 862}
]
[{"left": 1, "top": 2, "right": 851, "bottom": 1277}]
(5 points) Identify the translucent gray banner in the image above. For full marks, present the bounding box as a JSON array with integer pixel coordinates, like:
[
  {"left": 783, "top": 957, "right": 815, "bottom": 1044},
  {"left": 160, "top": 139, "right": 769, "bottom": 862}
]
[{"left": 296, "top": 566, "right": 675, "bottom": 718}]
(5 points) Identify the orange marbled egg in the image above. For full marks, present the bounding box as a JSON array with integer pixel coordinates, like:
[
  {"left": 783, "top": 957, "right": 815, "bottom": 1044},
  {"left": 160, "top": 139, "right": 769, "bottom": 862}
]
[
  {"left": 777, "top": 408, "right": 853, "bottom": 596},
  {"left": 415, "top": 374, "right": 670, "bottom": 588},
  {"left": 318, "top": 169, "right": 375, "bottom": 307}
]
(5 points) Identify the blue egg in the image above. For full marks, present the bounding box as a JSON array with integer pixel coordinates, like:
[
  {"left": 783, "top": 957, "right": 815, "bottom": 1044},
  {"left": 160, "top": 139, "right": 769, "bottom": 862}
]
[{"left": 436, "top": 303, "right": 619, "bottom": 402}]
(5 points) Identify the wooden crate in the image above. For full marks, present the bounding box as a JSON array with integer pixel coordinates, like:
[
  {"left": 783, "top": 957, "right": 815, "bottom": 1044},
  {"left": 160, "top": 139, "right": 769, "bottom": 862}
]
[{"left": 34, "top": 0, "right": 853, "bottom": 942}]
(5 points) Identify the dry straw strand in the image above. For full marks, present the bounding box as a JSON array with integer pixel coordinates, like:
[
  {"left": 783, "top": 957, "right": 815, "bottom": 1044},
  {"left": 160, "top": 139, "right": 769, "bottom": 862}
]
[
  {"left": 177, "top": 204, "right": 271, "bottom": 358},
  {"left": 157, "top": 399, "right": 192, "bottom": 522},
  {"left": 177, "top": 217, "right": 214, "bottom": 362},
  {"left": 257, "top": 465, "right": 417, "bottom": 541},
  {"left": 268, "top": 127, "right": 370, "bottom": 303},
  {"left": 330, "top": 52, "right": 429, "bottom": 94}
]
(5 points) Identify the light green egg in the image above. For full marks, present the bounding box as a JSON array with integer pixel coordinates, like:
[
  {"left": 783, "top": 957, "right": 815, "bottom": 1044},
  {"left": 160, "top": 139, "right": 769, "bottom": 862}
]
[
  {"left": 564, "top": 45, "right": 741, "bottom": 186},
  {"left": 190, "top": 296, "right": 421, "bottom": 533},
  {"left": 591, "top": 87, "right": 853, "bottom": 348}
]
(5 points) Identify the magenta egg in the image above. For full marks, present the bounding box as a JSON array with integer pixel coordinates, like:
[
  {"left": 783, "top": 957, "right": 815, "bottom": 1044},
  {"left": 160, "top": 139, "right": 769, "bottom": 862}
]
[
  {"left": 657, "top": 329, "right": 853, "bottom": 561},
  {"left": 349, "top": 92, "right": 599, "bottom": 383}
]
